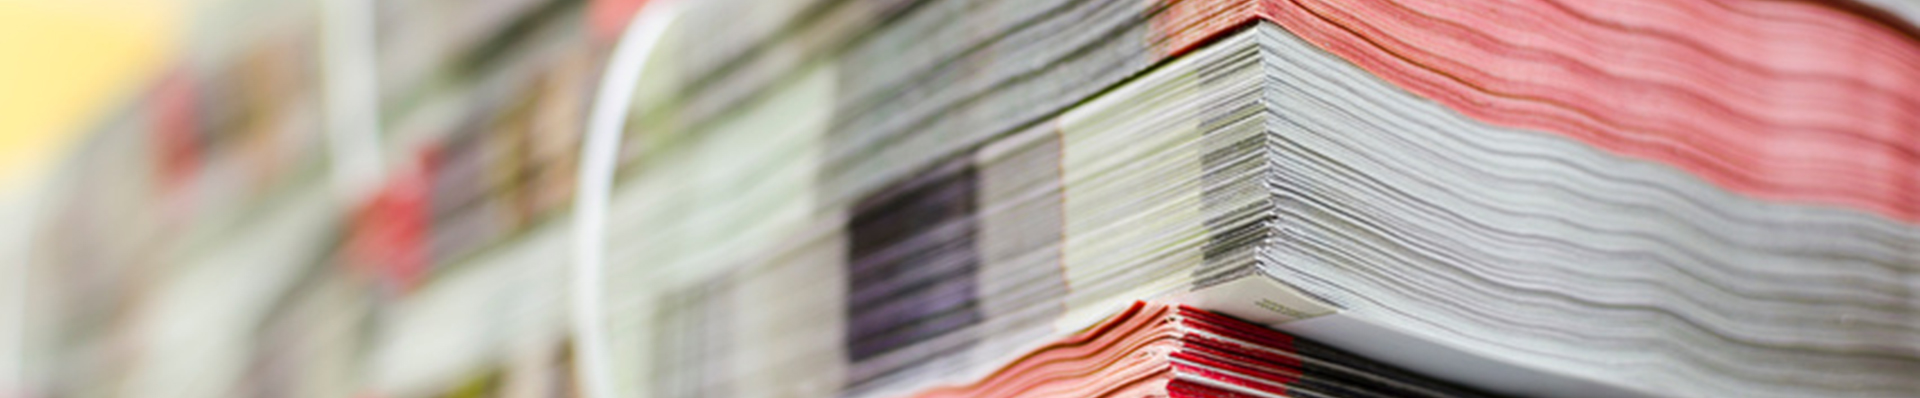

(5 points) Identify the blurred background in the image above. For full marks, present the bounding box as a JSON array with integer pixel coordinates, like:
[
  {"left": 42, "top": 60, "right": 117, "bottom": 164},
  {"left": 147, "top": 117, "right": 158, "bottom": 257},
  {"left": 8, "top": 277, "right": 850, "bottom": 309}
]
[
  {"left": 0, "top": 0, "right": 185, "bottom": 192},
  {"left": 1, "top": 0, "right": 185, "bottom": 394},
  {"left": 2, "top": 0, "right": 644, "bottom": 395}
]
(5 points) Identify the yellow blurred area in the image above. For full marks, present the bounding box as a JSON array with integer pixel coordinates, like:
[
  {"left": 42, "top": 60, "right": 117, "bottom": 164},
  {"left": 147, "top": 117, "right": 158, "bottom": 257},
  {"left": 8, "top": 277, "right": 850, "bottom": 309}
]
[{"left": 0, "top": 0, "right": 190, "bottom": 192}]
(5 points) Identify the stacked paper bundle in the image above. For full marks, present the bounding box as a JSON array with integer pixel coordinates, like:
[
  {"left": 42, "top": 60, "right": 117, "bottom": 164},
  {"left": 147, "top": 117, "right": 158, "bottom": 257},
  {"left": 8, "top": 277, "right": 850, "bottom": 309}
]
[
  {"left": 587, "top": 0, "right": 1920, "bottom": 397},
  {"left": 905, "top": 301, "right": 1492, "bottom": 398}
]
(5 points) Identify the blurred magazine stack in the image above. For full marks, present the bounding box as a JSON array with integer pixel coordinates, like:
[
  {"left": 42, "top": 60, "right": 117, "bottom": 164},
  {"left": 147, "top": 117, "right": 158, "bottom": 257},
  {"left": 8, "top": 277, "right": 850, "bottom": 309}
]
[{"left": 20, "top": 0, "right": 1920, "bottom": 397}]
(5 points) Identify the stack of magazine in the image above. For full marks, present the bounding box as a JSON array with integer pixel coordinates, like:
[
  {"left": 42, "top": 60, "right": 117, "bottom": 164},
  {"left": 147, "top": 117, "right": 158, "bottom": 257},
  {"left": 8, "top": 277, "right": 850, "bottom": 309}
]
[
  {"left": 901, "top": 301, "right": 1495, "bottom": 398},
  {"left": 590, "top": 0, "right": 1920, "bottom": 397},
  {"left": 18, "top": 0, "right": 1920, "bottom": 397}
]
